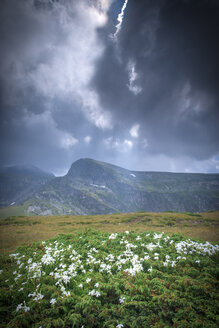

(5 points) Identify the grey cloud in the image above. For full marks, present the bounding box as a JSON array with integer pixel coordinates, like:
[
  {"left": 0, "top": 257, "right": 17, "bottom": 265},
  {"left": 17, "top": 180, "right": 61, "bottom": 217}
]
[
  {"left": 93, "top": 0, "right": 219, "bottom": 160},
  {"left": 0, "top": 0, "right": 219, "bottom": 175},
  {"left": 0, "top": 0, "right": 113, "bottom": 172}
]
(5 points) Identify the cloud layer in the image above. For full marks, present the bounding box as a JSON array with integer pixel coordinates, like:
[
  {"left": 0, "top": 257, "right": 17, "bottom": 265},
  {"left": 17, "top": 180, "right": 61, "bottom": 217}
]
[{"left": 0, "top": 0, "right": 219, "bottom": 174}]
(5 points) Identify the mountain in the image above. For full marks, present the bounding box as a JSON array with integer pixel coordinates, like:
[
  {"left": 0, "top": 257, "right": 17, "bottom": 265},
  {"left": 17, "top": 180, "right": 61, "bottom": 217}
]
[
  {"left": 0, "top": 165, "right": 55, "bottom": 209},
  {"left": 9, "top": 158, "right": 218, "bottom": 216}
]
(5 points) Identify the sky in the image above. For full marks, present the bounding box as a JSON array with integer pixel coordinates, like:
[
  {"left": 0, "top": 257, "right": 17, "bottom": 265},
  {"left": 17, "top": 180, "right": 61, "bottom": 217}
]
[{"left": 0, "top": 0, "right": 219, "bottom": 176}]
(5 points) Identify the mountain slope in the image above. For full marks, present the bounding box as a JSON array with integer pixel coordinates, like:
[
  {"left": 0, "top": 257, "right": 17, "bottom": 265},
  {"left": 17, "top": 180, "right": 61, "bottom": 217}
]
[
  {"left": 22, "top": 158, "right": 219, "bottom": 215},
  {"left": 0, "top": 165, "right": 55, "bottom": 208}
]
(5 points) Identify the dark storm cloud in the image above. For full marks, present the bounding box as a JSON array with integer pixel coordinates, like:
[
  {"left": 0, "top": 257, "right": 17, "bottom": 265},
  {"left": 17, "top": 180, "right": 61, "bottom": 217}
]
[
  {"left": 0, "top": 0, "right": 219, "bottom": 174},
  {"left": 0, "top": 0, "right": 114, "bottom": 173},
  {"left": 93, "top": 0, "right": 219, "bottom": 160}
]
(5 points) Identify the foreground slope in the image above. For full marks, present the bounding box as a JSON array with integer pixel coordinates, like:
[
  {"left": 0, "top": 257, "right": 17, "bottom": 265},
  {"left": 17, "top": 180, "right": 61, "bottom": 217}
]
[
  {"left": 22, "top": 158, "right": 219, "bottom": 215},
  {"left": 0, "top": 230, "right": 218, "bottom": 327}
]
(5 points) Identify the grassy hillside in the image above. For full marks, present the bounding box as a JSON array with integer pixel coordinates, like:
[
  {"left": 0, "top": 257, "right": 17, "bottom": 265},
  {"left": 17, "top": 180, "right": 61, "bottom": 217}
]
[{"left": 0, "top": 211, "right": 218, "bottom": 254}]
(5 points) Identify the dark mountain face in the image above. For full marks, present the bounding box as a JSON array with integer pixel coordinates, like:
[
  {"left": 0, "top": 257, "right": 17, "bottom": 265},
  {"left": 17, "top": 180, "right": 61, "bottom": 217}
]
[
  {"left": 0, "top": 165, "right": 55, "bottom": 208},
  {"left": 0, "top": 159, "right": 219, "bottom": 216},
  {"left": 67, "top": 158, "right": 117, "bottom": 182},
  {"left": 18, "top": 158, "right": 219, "bottom": 216}
]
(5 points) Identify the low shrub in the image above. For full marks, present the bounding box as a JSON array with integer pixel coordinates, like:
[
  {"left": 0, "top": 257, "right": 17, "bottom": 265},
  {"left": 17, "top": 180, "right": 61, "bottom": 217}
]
[{"left": 0, "top": 230, "right": 218, "bottom": 328}]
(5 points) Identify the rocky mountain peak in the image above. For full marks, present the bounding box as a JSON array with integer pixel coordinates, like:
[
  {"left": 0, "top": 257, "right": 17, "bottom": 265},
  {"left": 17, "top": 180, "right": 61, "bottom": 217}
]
[{"left": 67, "top": 158, "right": 117, "bottom": 183}]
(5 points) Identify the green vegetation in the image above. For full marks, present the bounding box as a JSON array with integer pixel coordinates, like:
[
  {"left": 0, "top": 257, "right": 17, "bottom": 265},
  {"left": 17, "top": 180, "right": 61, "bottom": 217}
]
[
  {"left": 0, "top": 230, "right": 218, "bottom": 327},
  {"left": 183, "top": 212, "right": 203, "bottom": 217}
]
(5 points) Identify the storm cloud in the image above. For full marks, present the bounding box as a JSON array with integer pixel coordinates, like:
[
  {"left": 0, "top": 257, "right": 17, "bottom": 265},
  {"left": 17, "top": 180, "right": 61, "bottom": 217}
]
[
  {"left": 93, "top": 0, "right": 219, "bottom": 157},
  {"left": 0, "top": 0, "right": 219, "bottom": 174}
]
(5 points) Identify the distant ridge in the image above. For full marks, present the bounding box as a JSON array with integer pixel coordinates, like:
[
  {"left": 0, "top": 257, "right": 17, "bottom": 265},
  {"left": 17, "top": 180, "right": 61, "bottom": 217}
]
[
  {"left": 0, "top": 164, "right": 55, "bottom": 177},
  {"left": 0, "top": 165, "right": 54, "bottom": 208},
  {"left": 0, "top": 158, "right": 219, "bottom": 216}
]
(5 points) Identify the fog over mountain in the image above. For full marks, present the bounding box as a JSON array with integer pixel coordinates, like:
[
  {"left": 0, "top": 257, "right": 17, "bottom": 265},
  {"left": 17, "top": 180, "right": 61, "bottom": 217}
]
[{"left": 0, "top": 0, "right": 219, "bottom": 175}]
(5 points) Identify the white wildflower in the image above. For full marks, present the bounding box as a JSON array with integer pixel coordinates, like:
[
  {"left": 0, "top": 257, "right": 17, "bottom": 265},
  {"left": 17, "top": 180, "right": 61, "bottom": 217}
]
[
  {"left": 24, "top": 305, "right": 30, "bottom": 312},
  {"left": 95, "top": 291, "right": 101, "bottom": 297},
  {"left": 89, "top": 289, "right": 101, "bottom": 297},
  {"left": 50, "top": 298, "right": 57, "bottom": 305},
  {"left": 109, "top": 233, "right": 118, "bottom": 240},
  {"left": 33, "top": 293, "right": 44, "bottom": 302},
  {"left": 63, "top": 290, "right": 70, "bottom": 297},
  {"left": 89, "top": 289, "right": 96, "bottom": 296},
  {"left": 119, "top": 296, "right": 125, "bottom": 303},
  {"left": 16, "top": 303, "right": 23, "bottom": 311},
  {"left": 153, "top": 233, "right": 163, "bottom": 239}
]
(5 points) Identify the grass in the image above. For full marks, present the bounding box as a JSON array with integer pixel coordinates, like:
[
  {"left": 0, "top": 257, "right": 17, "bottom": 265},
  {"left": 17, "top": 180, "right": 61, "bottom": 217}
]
[
  {"left": 0, "top": 211, "right": 218, "bottom": 254},
  {"left": 0, "top": 205, "right": 28, "bottom": 218}
]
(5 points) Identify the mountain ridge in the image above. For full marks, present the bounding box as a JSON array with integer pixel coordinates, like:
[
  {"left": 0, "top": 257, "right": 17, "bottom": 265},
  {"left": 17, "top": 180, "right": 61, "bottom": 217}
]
[
  {"left": 0, "top": 165, "right": 54, "bottom": 209},
  {"left": 67, "top": 158, "right": 219, "bottom": 176},
  {"left": 0, "top": 158, "right": 219, "bottom": 216}
]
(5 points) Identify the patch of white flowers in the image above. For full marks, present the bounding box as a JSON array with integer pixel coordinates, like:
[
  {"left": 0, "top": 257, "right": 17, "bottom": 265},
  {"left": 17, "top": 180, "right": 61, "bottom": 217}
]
[
  {"left": 109, "top": 233, "right": 118, "bottom": 240},
  {"left": 5, "top": 231, "right": 219, "bottom": 316},
  {"left": 89, "top": 289, "right": 101, "bottom": 297},
  {"left": 175, "top": 240, "right": 219, "bottom": 256},
  {"left": 16, "top": 302, "right": 30, "bottom": 312}
]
